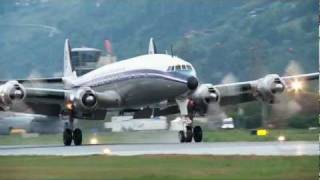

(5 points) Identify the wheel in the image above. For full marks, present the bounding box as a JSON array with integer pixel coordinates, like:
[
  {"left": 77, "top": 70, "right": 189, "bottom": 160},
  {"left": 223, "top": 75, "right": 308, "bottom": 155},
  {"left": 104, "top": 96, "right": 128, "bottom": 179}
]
[
  {"left": 178, "top": 130, "right": 185, "bottom": 143},
  {"left": 63, "top": 128, "right": 73, "bottom": 146},
  {"left": 185, "top": 126, "right": 193, "bottom": 143},
  {"left": 193, "top": 126, "right": 203, "bottom": 142},
  {"left": 73, "top": 128, "right": 82, "bottom": 146}
]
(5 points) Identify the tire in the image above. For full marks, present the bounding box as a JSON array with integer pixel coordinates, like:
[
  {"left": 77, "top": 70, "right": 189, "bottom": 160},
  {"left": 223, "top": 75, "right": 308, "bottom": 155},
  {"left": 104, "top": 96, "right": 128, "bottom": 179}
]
[
  {"left": 63, "top": 128, "right": 73, "bottom": 146},
  {"left": 73, "top": 128, "right": 82, "bottom": 146},
  {"left": 178, "top": 130, "right": 185, "bottom": 143},
  {"left": 193, "top": 126, "right": 203, "bottom": 143},
  {"left": 185, "top": 126, "right": 193, "bottom": 143}
]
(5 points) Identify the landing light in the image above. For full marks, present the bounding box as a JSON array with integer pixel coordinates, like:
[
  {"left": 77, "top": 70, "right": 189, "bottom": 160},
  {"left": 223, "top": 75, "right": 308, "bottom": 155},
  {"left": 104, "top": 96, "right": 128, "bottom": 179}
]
[
  {"left": 103, "top": 148, "right": 112, "bottom": 155},
  {"left": 290, "top": 80, "right": 303, "bottom": 92},
  {"left": 66, "top": 102, "right": 73, "bottom": 110},
  {"left": 90, "top": 137, "right": 98, "bottom": 144},
  {"left": 278, "top": 135, "right": 286, "bottom": 142}
]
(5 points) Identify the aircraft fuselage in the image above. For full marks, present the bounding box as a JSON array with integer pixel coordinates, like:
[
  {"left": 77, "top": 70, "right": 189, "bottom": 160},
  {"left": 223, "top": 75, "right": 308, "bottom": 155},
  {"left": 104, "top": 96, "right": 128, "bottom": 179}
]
[{"left": 71, "top": 54, "right": 197, "bottom": 108}]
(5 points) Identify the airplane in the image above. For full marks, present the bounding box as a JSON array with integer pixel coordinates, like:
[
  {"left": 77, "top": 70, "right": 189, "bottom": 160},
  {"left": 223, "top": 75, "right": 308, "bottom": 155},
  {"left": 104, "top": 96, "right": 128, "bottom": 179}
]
[{"left": 0, "top": 38, "right": 318, "bottom": 146}]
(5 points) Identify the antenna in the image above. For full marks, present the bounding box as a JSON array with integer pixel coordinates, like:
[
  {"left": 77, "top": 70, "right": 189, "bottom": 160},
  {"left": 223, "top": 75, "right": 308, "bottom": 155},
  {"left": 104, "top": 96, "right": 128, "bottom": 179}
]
[{"left": 170, "top": 44, "right": 174, "bottom": 57}]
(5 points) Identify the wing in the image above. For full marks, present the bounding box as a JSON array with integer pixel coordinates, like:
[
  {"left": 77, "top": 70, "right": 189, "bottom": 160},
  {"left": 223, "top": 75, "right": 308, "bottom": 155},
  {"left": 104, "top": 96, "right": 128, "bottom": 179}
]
[
  {"left": 3, "top": 77, "right": 108, "bottom": 120},
  {"left": 0, "top": 77, "right": 67, "bottom": 116},
  {"left": 156, "top": 72, "right": 318, "bottom": 117},
  {"left": 214, "top": 72, "right": 319, "bottom": 105},
  {"left": 281, "top": 72, "right": 319, "bottom": 82}
]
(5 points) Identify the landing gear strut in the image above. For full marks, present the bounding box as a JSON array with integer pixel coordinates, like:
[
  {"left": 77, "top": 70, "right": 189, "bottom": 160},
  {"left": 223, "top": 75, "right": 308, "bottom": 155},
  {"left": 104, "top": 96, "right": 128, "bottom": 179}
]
[{"left": 63, "top": 108, "right": 83, "bottom": 146}]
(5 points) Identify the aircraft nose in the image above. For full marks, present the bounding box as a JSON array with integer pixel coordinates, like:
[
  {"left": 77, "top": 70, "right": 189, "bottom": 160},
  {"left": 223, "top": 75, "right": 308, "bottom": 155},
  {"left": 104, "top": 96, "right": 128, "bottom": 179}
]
[{"left": 187, "top": 76, "right": 198, "bottom": 90}]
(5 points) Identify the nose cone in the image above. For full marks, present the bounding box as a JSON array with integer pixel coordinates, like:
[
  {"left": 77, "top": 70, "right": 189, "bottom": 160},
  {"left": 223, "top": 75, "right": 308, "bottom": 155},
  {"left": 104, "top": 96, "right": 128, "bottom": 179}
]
[{"left": 187, "top": 76, "right": 198, "bottom": 90}]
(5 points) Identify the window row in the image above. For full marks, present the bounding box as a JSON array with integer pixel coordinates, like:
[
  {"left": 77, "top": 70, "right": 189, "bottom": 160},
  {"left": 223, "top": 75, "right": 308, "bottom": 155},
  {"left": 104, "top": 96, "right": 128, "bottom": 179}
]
[{"left": 167, "top": 64, "right": 192, "bottom": 71}]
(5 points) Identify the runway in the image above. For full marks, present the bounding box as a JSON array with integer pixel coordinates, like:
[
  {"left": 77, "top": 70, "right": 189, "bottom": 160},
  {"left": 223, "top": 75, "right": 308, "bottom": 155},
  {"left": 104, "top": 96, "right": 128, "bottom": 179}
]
[{"left": 0, "top": 141, "right": 317, "bottom": 156}]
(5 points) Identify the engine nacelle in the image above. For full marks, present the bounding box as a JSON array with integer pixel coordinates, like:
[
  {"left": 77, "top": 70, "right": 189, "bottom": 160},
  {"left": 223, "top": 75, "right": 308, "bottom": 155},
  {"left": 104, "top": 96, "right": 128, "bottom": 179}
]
[
  {"left": 252, "top": 74, "right": 285, "bottom": 104},
  {"left": 0, "top": 81, "right": 26, "bottom": 108},
  {"left": 68, "top": 87, "right": 98, "bottom": 110},
  {"left": 189, "top": 84, "right": 220, "bottom": 115}
]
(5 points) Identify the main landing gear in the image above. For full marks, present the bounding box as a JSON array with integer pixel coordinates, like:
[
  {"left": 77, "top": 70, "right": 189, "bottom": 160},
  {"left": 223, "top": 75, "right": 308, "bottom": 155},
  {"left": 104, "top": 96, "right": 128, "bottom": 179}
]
[
  {"left": 63, "top": 108, "right": 83, "bottom": 146},
  {"left": 178, "top": 118, "right": 203, "bottom": 143},
  {"left": 176, "top": 98, "right": 203, "bottom": 143}
]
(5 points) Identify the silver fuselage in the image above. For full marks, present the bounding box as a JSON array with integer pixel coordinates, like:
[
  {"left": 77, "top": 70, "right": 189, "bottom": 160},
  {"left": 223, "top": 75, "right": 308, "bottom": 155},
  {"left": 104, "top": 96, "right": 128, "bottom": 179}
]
[{"left": 70, "top": 54, "right": 197, "bottom": 109}]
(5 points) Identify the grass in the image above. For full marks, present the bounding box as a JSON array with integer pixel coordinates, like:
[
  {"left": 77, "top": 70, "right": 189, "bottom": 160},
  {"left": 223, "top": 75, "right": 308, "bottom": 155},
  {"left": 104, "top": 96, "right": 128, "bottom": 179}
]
[
  {"left": 0, "top": 129, "right": 317, "bottom": 145},
  {"left": 0, "top": 155, "right": 317, "bottom": 180},
  {"left": 203, "top": 129, "right": 318, "bottom": 142}
]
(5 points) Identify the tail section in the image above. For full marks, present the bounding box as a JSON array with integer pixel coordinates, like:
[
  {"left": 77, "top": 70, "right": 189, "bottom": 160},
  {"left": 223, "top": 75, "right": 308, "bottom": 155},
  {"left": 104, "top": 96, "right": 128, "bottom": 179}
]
[
  {"left": 148, "top": 37, "right": 157, "bottom": 54},
  {"left": 63, "top": 39, "right": 77, "bottom": 78},
  {"left": 63, "top": 39, "right": 77, "bottom": 88}
]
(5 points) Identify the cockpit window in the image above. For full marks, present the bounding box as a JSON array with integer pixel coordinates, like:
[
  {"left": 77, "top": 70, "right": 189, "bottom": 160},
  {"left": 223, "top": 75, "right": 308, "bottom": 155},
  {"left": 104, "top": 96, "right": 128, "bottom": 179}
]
[
  {"left": 168, "top": 65, "right": 192, "bottom": 72},
  {"left": 167, "top": 66, "right": 175, "bottom": 71},
  {"left": 186, "top": 65, "right": 192, "bottom": 70},
  {"left": 175, "top": 65, "right": 181, "bottom": 71},
  {"left": 181, "top": 65, "right": 186, "bottom": 70}
]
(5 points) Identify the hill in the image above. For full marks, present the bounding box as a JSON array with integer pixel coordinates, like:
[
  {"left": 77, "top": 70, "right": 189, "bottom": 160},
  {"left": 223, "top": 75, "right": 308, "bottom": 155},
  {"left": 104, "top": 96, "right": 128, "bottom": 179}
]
[{"left": 0, "top": 0, "right": 317, "bottom": 83}]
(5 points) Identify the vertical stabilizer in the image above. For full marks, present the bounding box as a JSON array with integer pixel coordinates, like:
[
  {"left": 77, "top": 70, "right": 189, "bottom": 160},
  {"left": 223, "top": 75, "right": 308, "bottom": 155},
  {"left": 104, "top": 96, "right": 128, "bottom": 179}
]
[
  {"left": 63, "top": 39, "right": 77, "bottom": 79},
  {"left": 148, "top": 37, "right": 157, "bottom": 54},
  {"left": 63, "top": 39, "right": 77, "bottom": 88}
]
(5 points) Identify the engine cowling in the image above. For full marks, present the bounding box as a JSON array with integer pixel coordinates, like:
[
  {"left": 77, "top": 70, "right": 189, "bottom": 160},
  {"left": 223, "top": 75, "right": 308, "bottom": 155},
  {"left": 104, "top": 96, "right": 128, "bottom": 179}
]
[
  {"left": 252, "top": 74, "right": 285, "bottom": 104},
  {"left": 69, "top": 87, "right": 98, "bottom": 110},
  {"left": 0, "top": 81, "right": 26, "bottom": 108},
  {"left": 189, "top": 84, "right": 220, "bottom": 115}
]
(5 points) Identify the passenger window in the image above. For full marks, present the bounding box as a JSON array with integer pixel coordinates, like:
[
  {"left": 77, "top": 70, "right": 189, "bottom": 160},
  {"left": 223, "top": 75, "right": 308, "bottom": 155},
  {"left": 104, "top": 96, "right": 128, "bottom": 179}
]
[
  {"left": 167, "top": 66, "right": 171, "bottom": 71},
  {"left": 176, "top": 65, "right": 181, "bottom": 71}
]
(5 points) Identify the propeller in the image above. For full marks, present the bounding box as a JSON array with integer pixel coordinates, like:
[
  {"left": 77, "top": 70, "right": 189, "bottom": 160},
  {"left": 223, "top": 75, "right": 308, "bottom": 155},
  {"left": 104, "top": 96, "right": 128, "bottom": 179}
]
[
  {"left": 12, "top": 70, "right": 44, "bottom": 114},
  {"left": 267, "top": 60, "right": 309, "bottom": 127},
  {"left": 204, "top": 73, "right": 238, "bottom": 129}
]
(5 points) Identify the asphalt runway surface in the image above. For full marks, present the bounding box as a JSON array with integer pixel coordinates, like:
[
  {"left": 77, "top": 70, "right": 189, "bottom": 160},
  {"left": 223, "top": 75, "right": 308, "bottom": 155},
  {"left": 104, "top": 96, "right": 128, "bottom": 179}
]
[{"left": 0, "top": 141, "right": 317, "bottom": 156}]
